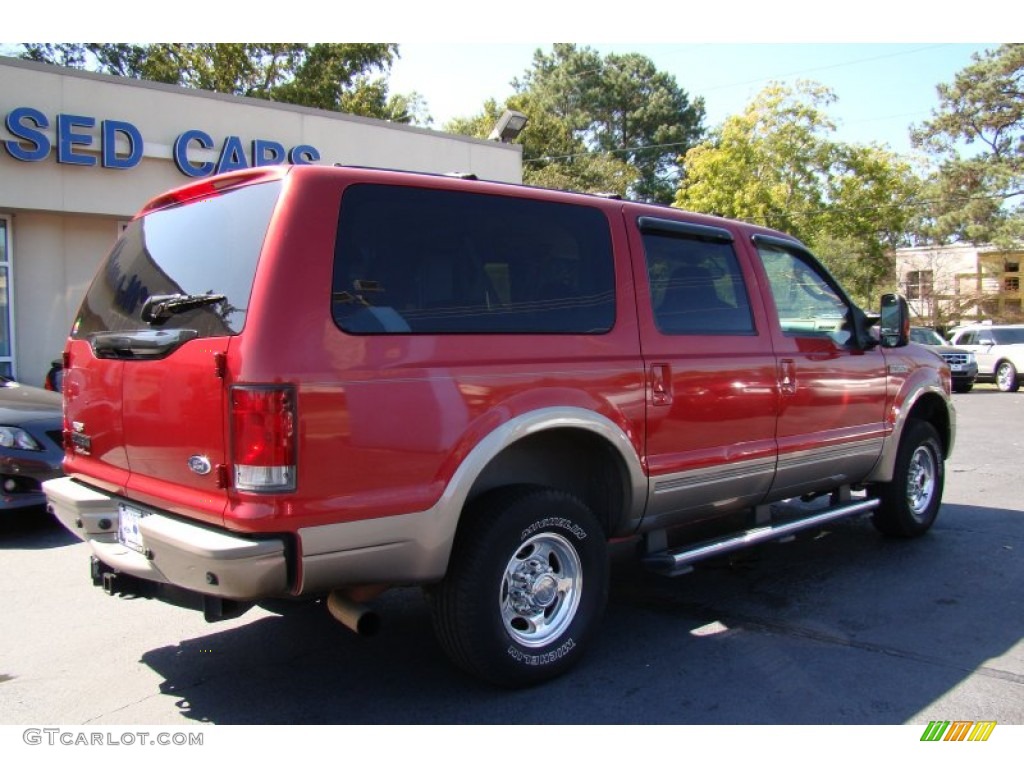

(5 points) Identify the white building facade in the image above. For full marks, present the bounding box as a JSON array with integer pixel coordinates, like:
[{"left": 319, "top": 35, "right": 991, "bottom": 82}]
[
  {"left": 896, "top": 243, "right": 1023, "bottom": 329},
  {"left": 0, "top": 57, "right": 522, "bottom": 384}
]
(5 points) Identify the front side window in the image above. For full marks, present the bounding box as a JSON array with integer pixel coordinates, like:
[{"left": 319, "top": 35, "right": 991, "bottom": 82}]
[
  {"left": 756, "top": 242, "right": 851, "bottom": 344},
  {"left": 332, "top": 185, "right": 615, "bottom": 334},
  {"left": 642, "top": 231, "right": 754, "bottom": 335}
]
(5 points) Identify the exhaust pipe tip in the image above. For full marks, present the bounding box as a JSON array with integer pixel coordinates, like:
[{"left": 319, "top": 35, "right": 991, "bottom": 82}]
[{"left": 327, "top": 590, "right": 381, "bottom": 637}]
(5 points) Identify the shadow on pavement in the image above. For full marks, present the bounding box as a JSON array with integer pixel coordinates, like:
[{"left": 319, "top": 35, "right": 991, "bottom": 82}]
[
  {"left": 138, "top": 502, "right": 1023, "bottom": 725},
  {"left": 0, "top": 507, "right": 79, "bottom": 550}
]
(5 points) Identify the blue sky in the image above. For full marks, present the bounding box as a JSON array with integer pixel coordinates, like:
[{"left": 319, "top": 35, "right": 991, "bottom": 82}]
[
  {"left": 389, "top": 43, "right": 996, "bottom": 158},
  {"left": 5, "top": 0, "right": 1011, "bottom": 161}
]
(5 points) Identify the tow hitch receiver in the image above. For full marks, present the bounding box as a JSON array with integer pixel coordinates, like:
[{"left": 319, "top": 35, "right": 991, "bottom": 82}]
[{"left": 91, "top": 556, "right": 154, "bottom": 597}]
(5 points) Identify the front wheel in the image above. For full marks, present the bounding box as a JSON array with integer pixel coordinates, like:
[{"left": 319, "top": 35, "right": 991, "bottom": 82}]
[
  {"left": 871, "top": 420, "right": 945, "bottom": 538},
  {"left": 996, "top": 361, "right": 1020, "bottom": 392},
  {"left": 428, "top": 486, "right": 608, "bottom": 687}
]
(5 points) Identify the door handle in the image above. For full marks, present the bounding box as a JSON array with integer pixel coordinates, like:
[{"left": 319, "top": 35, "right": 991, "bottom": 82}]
[
  {"left": 779, "top": 359, "right": 796, "bottom": 395},
  {"left": 650, "top": 364, "right": 672, "bottom": 406}
]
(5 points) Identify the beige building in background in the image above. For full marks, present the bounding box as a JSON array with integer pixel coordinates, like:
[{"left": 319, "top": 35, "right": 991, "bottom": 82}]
[
  {"left": 895, "top": 243, "right": 1024, "bottom": 329},
  {"left": 0, "top": 57, "right": 522, "bottom": 385}
]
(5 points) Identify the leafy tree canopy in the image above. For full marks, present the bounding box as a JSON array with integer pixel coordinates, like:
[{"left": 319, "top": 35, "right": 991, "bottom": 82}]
[
  {"left": 18, "top": 43, "right": 428, "bottom": 124},
  {"left": 911, "top": 43, "right": 1024, "bottom": 247},
  {"left": 447, "top": 44, "right": 704, "bottom": 202},
  {"left": 675, "top": 81, "right": 921, "bottom": 306}
]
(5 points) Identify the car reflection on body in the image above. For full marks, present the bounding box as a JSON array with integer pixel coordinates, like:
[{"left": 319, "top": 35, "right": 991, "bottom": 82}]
[
  {"left": 910, "top": 326, "right": 979, "bottom": 394},
  {"left": 0, "top": 377, "right": 63, "bottom": 512}
]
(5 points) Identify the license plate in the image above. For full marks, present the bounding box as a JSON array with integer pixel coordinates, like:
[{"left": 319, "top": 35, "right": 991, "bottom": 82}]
[
  {"left": 117, "top": 504, "right": 149, "bottom": 554},
  {"left": 950, "top": 364, "right": 964, "bottom": 372}
]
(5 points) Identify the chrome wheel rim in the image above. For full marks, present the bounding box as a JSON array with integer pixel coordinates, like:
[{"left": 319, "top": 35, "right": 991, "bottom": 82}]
[
  {"left": 997, "top": 364, "right": 1014, "bottom": 390},
  {"left": 906, "top": 445, "right": 937, "bottom": 517},
  {"left": 500, "top": 532, "right": 582, "bottom": 648}
]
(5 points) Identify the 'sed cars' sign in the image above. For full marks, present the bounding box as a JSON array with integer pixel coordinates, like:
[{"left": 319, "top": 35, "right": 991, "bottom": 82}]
[{"left": 2, "top": 106, "right": 321, "bottom": 177}]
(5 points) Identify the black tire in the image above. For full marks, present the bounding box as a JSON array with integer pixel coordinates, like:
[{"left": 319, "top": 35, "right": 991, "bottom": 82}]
[
  {"left": 952, "top": 381, "right": 973, "bottom": 394},
  {"left": 996, "top": 361, "right": 1020, "bottom": 392},
  {"left": 871, "top": 420, "right": 944, "bottom": 538},
  {"left": 428, "top": 485, "right": 608, "bottom": 687}
]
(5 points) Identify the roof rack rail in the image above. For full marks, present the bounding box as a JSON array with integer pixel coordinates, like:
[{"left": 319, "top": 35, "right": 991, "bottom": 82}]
[{"left": 332, "top": 163, "right": 480, "bottom": 181}]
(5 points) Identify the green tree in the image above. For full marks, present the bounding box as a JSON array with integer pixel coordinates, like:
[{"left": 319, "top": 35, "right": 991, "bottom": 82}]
[
  {"left": 447, "top": 94, "right": 640, "bottom": 198},
  {"left": 19, "top": 43, "right": 428, "bottom": 124},
  {"left": 447, "top": 44, "right": 703, "bottom": 201},
  {"left": 911, "top": 44, "right": 1024, "bottom": 247},
  {"left": 676, "top": 81, "right": 920, "bottom": 305}
]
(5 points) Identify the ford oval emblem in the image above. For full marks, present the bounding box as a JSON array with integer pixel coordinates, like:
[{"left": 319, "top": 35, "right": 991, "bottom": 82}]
[{"left": 188, "top": 455, "right": 213, "bottom": 475}]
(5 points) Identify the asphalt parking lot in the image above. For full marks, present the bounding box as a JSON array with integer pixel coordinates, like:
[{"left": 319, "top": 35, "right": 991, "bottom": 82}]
[{"left": 1, "top": 386, "right": 1021, "bottom": 729}]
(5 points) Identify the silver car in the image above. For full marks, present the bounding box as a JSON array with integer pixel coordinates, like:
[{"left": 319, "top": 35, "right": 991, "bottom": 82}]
[{"left": 910, "top": 327, "right": 979, "bottom": 393}]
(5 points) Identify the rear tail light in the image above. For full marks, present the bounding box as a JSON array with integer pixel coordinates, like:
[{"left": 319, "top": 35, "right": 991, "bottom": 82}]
[{"left": 230, "top": 386, "right": 296, "bottom": 492}]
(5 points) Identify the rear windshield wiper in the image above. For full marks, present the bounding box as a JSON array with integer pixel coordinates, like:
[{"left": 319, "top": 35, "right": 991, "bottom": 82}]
[{"left": 141, "top": 293, "right": 226, "bottom": 325}]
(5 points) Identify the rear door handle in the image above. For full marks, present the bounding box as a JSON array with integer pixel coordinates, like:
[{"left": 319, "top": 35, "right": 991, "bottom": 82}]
[
  {"left": 650, "top": 364, "right": 672, "bottom": 406},
  {"left": 779, "top": 359, "right": 796, "bottom": 395}
]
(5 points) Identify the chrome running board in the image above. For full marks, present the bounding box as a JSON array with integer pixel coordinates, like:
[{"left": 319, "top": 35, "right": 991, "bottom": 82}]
[{"left": 643, "top": 497, "right": 880, "bottom": 576}]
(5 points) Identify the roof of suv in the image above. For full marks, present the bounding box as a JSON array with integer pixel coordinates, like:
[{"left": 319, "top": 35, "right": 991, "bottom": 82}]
[
  {"left": 139, "top": 163, "right": 807, "bottom": 249},
  {"left": 949, "top": 324, "right": 1024, "bottom": 348},
  {"left": 952, "top": 323, "right": 1024, "bottom": 330}
]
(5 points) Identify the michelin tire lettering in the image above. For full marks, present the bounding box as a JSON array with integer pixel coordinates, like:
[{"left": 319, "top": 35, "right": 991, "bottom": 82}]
[
  {"left": 522, "top": 517, "right": 587, "bottom": 542},
  {"left": 507, "top": 638, "right": 577, "bottom": 666}
]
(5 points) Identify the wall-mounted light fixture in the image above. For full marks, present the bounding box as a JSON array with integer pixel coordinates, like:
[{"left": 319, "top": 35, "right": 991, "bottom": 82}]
[{"left": 487, "top": 110, "right": 528, "bottom": 143}]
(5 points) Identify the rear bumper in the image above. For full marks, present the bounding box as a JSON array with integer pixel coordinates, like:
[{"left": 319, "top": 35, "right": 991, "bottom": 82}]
[{"left": 43, "top": 476, "right": 288, "bottom": 601}]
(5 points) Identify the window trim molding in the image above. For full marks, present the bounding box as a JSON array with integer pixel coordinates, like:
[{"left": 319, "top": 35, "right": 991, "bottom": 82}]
[{"left": 0, "top": 214, "right": 16, "bottom": 379}]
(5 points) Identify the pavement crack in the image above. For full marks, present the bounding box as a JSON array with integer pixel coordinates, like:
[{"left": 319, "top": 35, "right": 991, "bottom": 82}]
[{"left": 729, "top": 612, "right": 1024, "bottom": 686}]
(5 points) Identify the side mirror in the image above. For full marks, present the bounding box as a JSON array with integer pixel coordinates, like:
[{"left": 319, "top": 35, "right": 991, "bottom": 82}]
[{"left": 879, "top": 294, "right": 909, "bottom": 348}]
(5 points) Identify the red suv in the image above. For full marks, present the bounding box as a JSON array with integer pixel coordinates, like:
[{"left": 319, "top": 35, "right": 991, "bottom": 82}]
[{"left": 45, "top": 165, "right": 954, "bottom": 686}]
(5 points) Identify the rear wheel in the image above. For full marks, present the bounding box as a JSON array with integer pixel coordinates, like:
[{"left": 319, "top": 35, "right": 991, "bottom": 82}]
[
  {"left": 996, "top": 361, "right": 1020, "bottom": 392},
  {"left": 871, "top": 420, "right": 944, "bottom": 538},
  {"left": 428, "top": 486, "right": 608, "bottom": 687}
]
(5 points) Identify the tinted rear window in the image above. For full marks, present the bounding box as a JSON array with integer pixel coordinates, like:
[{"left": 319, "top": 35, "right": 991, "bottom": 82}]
[
  {"left": 72, "top": 180, "right": 281, "bottom": 339},
  {"left": 643, "top": 232, "right": 754, "bottom": 335},
  {"left": 332, "top": 184, "right": 615, "bottom": 334},
  {"left": 992, "top": 328, "right": 1024, "bottom": 344}
]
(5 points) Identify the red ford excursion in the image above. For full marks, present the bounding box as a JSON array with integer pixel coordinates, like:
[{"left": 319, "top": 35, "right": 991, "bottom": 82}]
[{"left": 44, "top": 164, "right": 955, "bottom": 687}]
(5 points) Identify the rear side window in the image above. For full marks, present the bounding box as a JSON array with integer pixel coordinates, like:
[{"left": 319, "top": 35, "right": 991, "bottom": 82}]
[
  {"left": 72, "top": 180, "right": 281, "bottom": 339},
  {"left": 993, "top": 328, "right": 1024, "bottom": 344},
  {"left": 642, "top": 231, "right": 754, "bottom": 335},
  {"left": 332, "top": 184, "right": 615, "bottom": 334}
]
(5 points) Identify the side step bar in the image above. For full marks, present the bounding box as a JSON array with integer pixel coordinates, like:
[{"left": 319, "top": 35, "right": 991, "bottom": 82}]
[{"left": 643, "top": 497, "right": 880, "bottom": 577}]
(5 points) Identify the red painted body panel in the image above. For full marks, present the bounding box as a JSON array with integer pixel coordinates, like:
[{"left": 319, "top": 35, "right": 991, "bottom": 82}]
[
  {"left": 225, "top": 169, "right": 646, "bottom": 533},
  {"left": 58, "top": 164, "right": 950, "bottom": 543},
  {"left": 62, "top": 340, "right": 130, "bottom": 494},
  {"left": 622, "top": 203, "right": 779, "bottom": 481}
]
